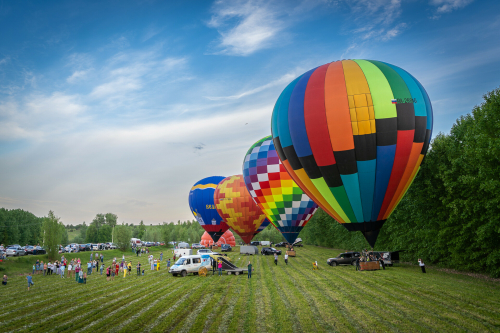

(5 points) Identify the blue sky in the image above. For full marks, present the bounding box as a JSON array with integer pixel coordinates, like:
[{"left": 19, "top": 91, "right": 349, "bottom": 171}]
[{"left": 1, "top": 0, "right": 499, "bottom": 225}]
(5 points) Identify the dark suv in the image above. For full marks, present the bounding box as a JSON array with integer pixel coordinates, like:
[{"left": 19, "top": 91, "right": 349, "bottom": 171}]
[
  {"left": 261, "top": 247, "right": 281, "bottom": 255},
  {"left": 327, "top": 252, "right": 361, "bottom": 266},
  {"left": 250, "top": 241, "right": 260, "bottom": 246},
  {"left": 221, "top": 244, "right": 232, "bottom": 252}
]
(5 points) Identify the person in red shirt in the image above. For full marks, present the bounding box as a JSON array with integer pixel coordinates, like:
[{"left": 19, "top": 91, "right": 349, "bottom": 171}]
[{"left": 115, "top": 263, "right": 119, "bottom": 276}]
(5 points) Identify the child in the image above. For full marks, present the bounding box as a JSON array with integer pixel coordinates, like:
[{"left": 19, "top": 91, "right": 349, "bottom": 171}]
[
  {"left": 111, "top": 266, "right": 115, "bottom": 281},
  {"left": 32, "top": 264, "right": 35, "bottom": 275},
  {"left": 3, "top": 274, "right": 7, "bottom": 285},
  {"left": 106, "top": 266, "right": 111, "bottom": 281},
  {"left": 123, "top": 265, "right": 127, "bottom": 278},
  {"left": 27, "top": 273, "right": 34, "bottom": 290},
  {"left": 127, "top": 261, "right": 132, "bottom": 275},
  {"left": 83, "top": 272, "right": 87, "bottom": 284}
]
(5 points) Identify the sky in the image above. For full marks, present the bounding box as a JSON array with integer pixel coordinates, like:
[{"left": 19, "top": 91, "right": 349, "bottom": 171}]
[{"left": 0, "top": 0, "right": 499, "bottom": 225}]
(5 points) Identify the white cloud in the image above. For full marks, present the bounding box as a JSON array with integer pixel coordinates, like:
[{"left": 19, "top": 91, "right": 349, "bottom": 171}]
[
  {"left": 67, "top": 70, "right": 90, "bottom": 83},
  {"left": 205, "top": 72, "right": 296, "bottom": 100},
  {"left": 208, "top": 0, "right": 285, "bottom": 56},
  {"left": 430, "top": 0, "right": 474, "bottom": 14},
  {"left": 346, "top": 0, "right": 406, "bottom": 42}
]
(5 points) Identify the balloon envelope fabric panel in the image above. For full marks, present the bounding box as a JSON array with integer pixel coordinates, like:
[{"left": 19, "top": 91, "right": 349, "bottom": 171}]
[
  {"left": 214, "top": 175, "right": 268, "bottom": 244},
  {"left": 271, "top": 60, "right": 433, "bottom": 247},
  {"left": 243, "top": 136, "right": 318, "bottom": 244},
  {"left": 189, "top": 176, "right": 229, "bottom": 243}
]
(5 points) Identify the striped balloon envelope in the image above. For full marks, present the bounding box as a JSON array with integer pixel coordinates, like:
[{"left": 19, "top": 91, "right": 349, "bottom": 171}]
[
  {"left": 189, "top": 176, "right": 229, "bottom": 243},
  {"left": 243, "top": 136, "right": 318, "bottom": 244},
  {"left": 214, "top": 175, "right": 269, "bottom": 244},
  {"left": 271, "top": 59, "right": 433, "bottom": 247}
]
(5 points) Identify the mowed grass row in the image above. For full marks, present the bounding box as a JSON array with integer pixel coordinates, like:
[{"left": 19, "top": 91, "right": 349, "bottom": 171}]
[{"left": 1, "top": 246, "right": 500, "bottom": 333}]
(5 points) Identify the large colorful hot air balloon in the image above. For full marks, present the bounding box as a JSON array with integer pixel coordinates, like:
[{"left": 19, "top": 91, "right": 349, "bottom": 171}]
[
  {"left": 243, "top": 136, "right": 318, "bottom": 243},
  {"left": 189, "top": 176, "right": 229, "bottom": 243},
  {"left": 214, "top": 175, "right": 269, "bottom": 244},
  {"left": 200, "top": 230, "right": 236, "bottom": 247},
  {"left": 271, "top": 60, "right": 433, "bottom": 247}
]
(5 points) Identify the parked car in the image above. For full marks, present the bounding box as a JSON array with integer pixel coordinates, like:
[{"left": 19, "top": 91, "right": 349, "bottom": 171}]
[
  {"left": 250, "top": 241, "right": 260, "bottom": 246},
  {"left": 24, "top": 245, "right": 35, "bottom": 255},
  {"left": 275, "top": 242, "right": 287, "bottom": 247},
  {"left": 84, "top": 244, "right": 91, "bottom": 251},
  {"left": 160, "top": 242, "right": 165, "bottom": 246},
  {"left": 196, "top": 249, "right": 212, "bottom": 255},
  {"left": 78, "top": 244, "right": 86, "bottom": 251},
  {"left": 221, "top": 244, "right": 232, "bottom": 252},
  {"left": 191, "top": 243, "right": 203, "bottom": 249},
  {"left": 64, "top": 246, "right": 74, "bottom": 253},
  {"left": 327, "top": 252, "right": 361, "bottom": 266},
  {"left": 6, "top": 246, "right": 25, "bottom": 256},
  {"left": 33, "top": 246, "right": 46, "bottom": 255},
  {"left": 261, "top": 247, "right": 281, "bottom": 255},
  {"left": 109, "top": 243, "right": 117, "bottom": 249}
]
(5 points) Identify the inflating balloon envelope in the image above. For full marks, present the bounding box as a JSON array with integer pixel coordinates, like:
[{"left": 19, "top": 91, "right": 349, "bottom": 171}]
[
  {"left": 243, "top": 136, "right": 318, "bottom": 244},
  {"left": 214, "top": 175, "right": 269, "bottom": 244},
  {"left": 189, "top": 176, "right": 229, "bottom": 243},
  {"left": 271, "top": 59, "right": 433, "bottom": 247}
]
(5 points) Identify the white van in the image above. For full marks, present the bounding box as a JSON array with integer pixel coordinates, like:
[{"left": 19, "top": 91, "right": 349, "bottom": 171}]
[
  {"left": 178, "top": 242, "right": 189, "bottom": 249},
  {"left": 260, "top": 241, "right": 271, "bottom": 246},
  {"left": 169, "top": 254, "right": 211, "bottom": 277},
  {"left": 174, "top": 248, "right": 192, "bottom": 257}
]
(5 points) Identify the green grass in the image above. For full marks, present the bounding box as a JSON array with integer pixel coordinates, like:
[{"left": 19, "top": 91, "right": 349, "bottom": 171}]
[{"left": 1, "top": 246, "right": 499, "bottom": 332}]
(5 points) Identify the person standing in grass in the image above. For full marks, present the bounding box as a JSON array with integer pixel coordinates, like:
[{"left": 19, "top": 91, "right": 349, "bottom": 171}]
[
  {"left": 218, "top": 259, "right": 222, "bottom": 276},
  {"left": 127, "top": 261, "right": 132, "bottom": 275},
  {"left": 167, "top": 259, "right": 171, "bottom": 271},
  {"left": 27, "top": 273, "right": 34, "bottom": 290},
  {"left": 356, "top": 256, "right": 361, "bottom": 271},
  {"left": 106, "top": 266, "right": 110, "bottom": 281},
  {"left": 100, "top": 263, "right": 104, "bottom": 275},
  {"left": 151, "top": 258, "right": 154, "bottom": 271},
  {"left": 284, "top": 253, "right": 288, "bottom": 265},
  {"left": 43, "top": 262, "right": 47, "bottom": 276},
  {"left": 2, "top": 274, "right": 7, "bottom": 285},
  {"left": 247, "top": 261, "right": 252, "bottom": 279},
  {"left": 90, "top": 252, "right": 93, "bottom": 262},
  {"left": 160, "top": 252, "right": 163, "bottom": 261},
  {"left": 418, "top": 259, "right": 426, "bottom": 273},
  {"left": 87, "top": 261, "right": 92, "bottom": 275},
  {"left": 60, "top": 261, "right": 65, "bottom": 278},
  {"left": 101, "top": 254, "right": 104, "bottom": 263},
  {"left": 111, "top": 266, "right": 115, "bottom": 281},
  {"left": 123, "top": 264, "right": 127, "bottom": 278},
  {"left": 274, "top": 253, "right": 278, "bottom": 266},
  {"left": 32, "top": 263, "right": 35, "bottom": 275},
  {"left": 115, "top": 263, "right": 119, "bottom": 277},
  {"left": 137, "top": 262, "right": 141, "bottom": 276},
  {"left": 68, "top": 262, "right": 72, "bottom": 278},
  {"left": 75, "top": 264, "right": 80, "bottom": 282}
]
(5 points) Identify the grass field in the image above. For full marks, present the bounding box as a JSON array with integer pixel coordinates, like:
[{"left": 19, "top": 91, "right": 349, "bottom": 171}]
[{"left": 1, "top": 246, "right": 499, "bottom": 333}]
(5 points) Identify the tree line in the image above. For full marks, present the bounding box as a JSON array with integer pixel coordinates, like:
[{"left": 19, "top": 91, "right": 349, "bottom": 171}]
[{"left": 300, "top": 87, "right": 500, "bottom": 277}]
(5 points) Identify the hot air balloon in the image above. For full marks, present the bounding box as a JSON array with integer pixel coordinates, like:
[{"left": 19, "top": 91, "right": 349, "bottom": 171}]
[
  {"left": 189, "top": 176, "right": 229, "bottom": 243},
  {"left": 243, "top": 136, "right": 318, "bottom": 243},
  {"left": 200, "top": 230, "right": 236, "bottom": 247},
  {"left": 214, "top": 175, "right": 269, "bottom": 244},
  {"left": 271, "top": 59, "right": 433, "bottom": 247}
]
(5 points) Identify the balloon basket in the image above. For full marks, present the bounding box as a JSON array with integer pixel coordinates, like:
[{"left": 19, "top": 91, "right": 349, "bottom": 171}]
[
  {"left": 286, "top": 250, "right": 296, "bottom": 257},
  {"left": 211, "top": 246, "right": 220, "bottom": 251},
  {"left": 360, "top": 262, "right": 380, "bottom": 271}
]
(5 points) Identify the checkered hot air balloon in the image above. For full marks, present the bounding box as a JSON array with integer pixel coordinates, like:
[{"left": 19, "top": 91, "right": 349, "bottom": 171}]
[
  {"left": 189, "top": 176, "right": 229, "bottom": 243},
  {"left": 214, "top": 175, "right": 269, "bottom": 244},
  {"left": 271, "top": 60, "right": 433, "bottom": 247},
  {"left": 243, "top": 136, "right": 318, "bottom": 244}
]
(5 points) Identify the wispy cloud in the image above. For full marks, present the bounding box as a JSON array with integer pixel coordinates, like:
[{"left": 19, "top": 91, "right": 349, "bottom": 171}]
[
  {"left": 208, "top": 0, "right": 285, "bottom": 56},
  {"left": 205, "top": 72, "right": 296, "bottom": 100},
  {"left": 67, "top": 70, "right": 90, "bottom": 83},
  {"left": 430, "top": 0, "right": 474, "bottom": 15},
  {"left": 345, "top": 0, "right": 406, "bottom": 41}
]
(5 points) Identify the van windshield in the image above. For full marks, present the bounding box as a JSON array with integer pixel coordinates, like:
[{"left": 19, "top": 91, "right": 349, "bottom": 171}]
[{"left": 175, "top": 258, "right": 186, "bottom": 265}]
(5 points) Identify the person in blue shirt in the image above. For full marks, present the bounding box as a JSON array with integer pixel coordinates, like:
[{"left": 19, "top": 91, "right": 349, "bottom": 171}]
[
  {"left": 87, "top": 262, "right": 92, "bottom": 275},
  {"left": 26, "top": 273, "right": 34, "bottom": 291}
]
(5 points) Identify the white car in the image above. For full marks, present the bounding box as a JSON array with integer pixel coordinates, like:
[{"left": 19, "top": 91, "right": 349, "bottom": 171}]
[
  {"left": 197, "top": 249, "right": 212, "bottom": 255},
  {"left": 169, "top": 254, "right": 211, "bottom": 277},
  {"left": 109, "top": 243, "right": 117, "bottom": 249},
  {"left": 6, "top": 246, "right": 25, "bottom": 257}
]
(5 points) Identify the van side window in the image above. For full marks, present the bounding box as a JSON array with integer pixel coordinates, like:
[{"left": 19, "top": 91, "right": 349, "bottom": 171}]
[
  {"left": 185, "top": 259, "right": 191, "bottom": 265},
  {"left": 193, "top": 258, "right": 201, "bottom": 264}
]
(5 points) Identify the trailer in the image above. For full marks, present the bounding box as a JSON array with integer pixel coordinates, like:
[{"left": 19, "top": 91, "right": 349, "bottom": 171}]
[{"left": 210, "top": 255, "right": 246, "bottom": 275}]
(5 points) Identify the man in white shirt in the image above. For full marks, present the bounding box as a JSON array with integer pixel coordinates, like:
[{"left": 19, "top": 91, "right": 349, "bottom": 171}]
[{"left": 284, "top": 253, "right": 288, "bottom": 265}]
